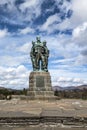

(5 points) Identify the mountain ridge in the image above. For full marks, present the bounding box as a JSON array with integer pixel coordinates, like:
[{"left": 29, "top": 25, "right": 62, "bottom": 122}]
[
  {"left": 0, "top": 84, "right": 87, "bottom": 91},
  {"left": 53, "top": 84, "right": 87, "bottom": 91}
]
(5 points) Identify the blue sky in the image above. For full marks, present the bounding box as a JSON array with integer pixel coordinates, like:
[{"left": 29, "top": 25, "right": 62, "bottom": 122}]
[{"left": 0, "top": 0, "right": 87, "bottom": 89}]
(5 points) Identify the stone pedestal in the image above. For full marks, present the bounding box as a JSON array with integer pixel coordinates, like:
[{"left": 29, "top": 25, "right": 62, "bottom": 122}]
[{"left": 27, "top": 71, "right": 55, "bottom": 100}]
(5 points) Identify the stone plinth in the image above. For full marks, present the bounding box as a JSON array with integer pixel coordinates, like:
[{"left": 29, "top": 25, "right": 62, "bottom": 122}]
[{"left": 27, "top": 71, "right": 54, "bottom": 100}]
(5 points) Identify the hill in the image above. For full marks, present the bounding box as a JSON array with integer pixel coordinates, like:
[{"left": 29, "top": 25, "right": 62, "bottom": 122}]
[{"left": 53, "top": 84, "right": 87, "bottom": 91}]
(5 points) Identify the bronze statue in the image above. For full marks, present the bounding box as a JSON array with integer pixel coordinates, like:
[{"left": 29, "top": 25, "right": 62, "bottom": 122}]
[{"left": 30, "top": 37, "right": 49, "bottom": 72}]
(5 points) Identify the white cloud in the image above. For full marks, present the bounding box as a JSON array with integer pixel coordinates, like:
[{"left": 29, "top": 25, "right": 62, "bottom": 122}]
[
  {"left": 57, "top": 0, "right": 87, "bottom": 31},
  {"left": 0, "top": 55, "right": 23, "bottom": 67},
  {"left": 71, "top": 22, "right": 87, "bottom": 65},
  {"left": 56, "top": 18, "right": 71, "bottom": 31},
  {"left": 0, "top": 0, "right": 25, "bottom": 25},
  {"left": 0, "top": 0, "right": 15, "bottom": 5},
  {"left": 19, "top": 0, "right": 43, "bottom": 20},
  {"left": 70, "top": 0, "right": 87, "bottom": 27},
  {"left": 73, "top": 22, "right": 87, "bottom": 38},
  {"left": 0, "top": 36, "right": 32, "bottom": 67},
  {"left": 0, "top": 65, "right": 29, "bottom": 89},
  {"left": 43, "top": 34, "right": 79, "bottom": 60},
  {"left": 19, "top": 0, "right": 39, "bottom": 10},
  {"left": 55, "top": 0, "right": 71, "bottom": 13},
  {"left": 45, "top": 0, "right": 87, "bottom": 34},
  {"left": 0, "top": 29, "right": 9, "bottom": 38},
  {"left": 40, "top": 14, "right": 61, "bottom": 33},
  {"left": 50, "top": 69, "right": 87, "bottom": 87},
  {"left": 75, "top": 55, "right": 87, "bottom": 65},
  {"left": 39, "top": 0, "right": 72, "bottom": 33},
  {"left": 50, "top": 0, "right": 87, "bottom": 32},
  {"left": 17, "top": 42, "right": 31, "bottom": 53},
  {"left": 19, "top": 27, "right": 35, "bottom": 35},
  {"left": 0, "top": 0, "right": 43, "bottom": 26}
]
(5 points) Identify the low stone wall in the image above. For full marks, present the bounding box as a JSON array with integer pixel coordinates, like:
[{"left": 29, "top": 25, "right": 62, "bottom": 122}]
[{"left": 0, "top": 116, "right": 87, "bottom": 127}]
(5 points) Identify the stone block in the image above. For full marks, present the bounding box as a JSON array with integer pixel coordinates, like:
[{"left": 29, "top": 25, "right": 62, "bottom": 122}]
[{"left": 27, "top": 71, "right": 55, "bottom": 100}]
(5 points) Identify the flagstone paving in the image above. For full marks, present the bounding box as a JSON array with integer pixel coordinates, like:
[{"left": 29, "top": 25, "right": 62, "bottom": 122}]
[{"left": 0, "top": 99, "right": 87, "bottom": 117}]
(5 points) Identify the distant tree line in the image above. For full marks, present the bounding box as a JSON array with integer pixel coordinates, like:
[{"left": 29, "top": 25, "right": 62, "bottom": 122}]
[
  {"left": 0, "top": 88, "right": 27, "bottom": 100},
  {"left": 54, "top": 88, "right": 87, "bottom": 100},
  {"left": 1, "top": 87, "right": 87, "bottom": 100}
]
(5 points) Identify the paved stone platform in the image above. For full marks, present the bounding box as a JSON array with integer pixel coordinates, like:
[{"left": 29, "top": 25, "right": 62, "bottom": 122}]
[
  {"left": 0, "top": 99, "right": 87, "bottom": 117},
  {"left": 0, "top": 99, "right": 87, "bottom": 128}
]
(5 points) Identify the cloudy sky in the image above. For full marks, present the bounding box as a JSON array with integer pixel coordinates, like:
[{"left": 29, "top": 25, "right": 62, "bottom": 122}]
[{"left": 0, "top": 0, "right": 87, "bottom": 89}]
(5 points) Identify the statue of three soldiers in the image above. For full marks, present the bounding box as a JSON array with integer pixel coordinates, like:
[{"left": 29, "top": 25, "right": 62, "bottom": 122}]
[{"left": 30, "top": 37, "right": 49, "bottom": 72}]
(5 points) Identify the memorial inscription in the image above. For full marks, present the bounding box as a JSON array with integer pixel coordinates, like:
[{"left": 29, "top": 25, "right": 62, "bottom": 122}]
[{"left": 36, "top": 76, "right": 44, "bottom": 89}]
